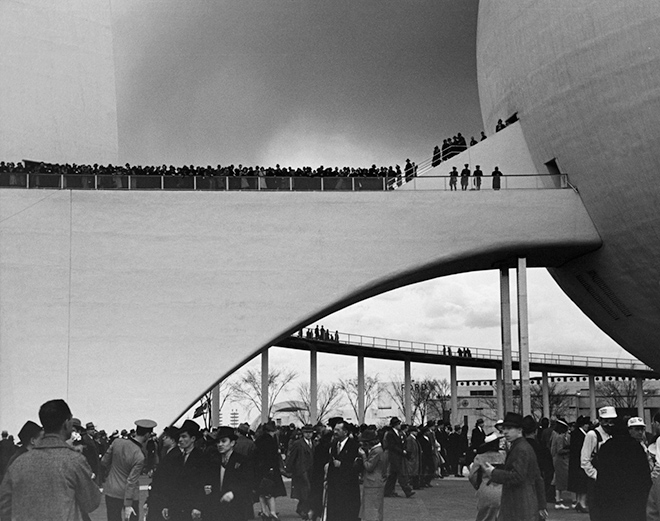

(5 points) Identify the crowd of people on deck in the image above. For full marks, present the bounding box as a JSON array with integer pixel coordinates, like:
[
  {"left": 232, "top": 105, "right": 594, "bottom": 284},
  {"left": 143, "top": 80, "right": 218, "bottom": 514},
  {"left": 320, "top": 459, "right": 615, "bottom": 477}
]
[
  {"left": 0, "top": 161, "right": 399, "bottom": 179},
  {"left": 2, "top": 398, "right": 660, "bottom": 521}
]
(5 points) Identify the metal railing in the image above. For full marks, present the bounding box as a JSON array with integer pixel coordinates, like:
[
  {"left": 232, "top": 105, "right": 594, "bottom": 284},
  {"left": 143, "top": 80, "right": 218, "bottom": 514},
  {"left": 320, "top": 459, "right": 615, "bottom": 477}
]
[
  {"left": 388, "top": 173, "right": 569, "bottom": 191},
  {"left": 0, "top": 171, "right": 569, "bottom": 192},
  {"left": 308, "top": 331, "right": 654, "bottom": 372},
  {"left": 0, "top": 172, "right": 388, "bottom": 192}
]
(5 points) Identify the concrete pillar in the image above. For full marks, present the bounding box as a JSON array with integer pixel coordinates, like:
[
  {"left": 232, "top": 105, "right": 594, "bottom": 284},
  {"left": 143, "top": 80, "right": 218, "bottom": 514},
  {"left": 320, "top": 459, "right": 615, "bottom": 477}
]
[
  {"left": 310, "top": 349, "right": 318, "bottom": 424},
  {"left": 636, "top": 377, "right": 645, "bottom": 420},
  {"left": 450, "top": 364, "right": 458, "bottom": 425},
  {"left": 404, "top": 358, "right": 412, "bottom": 424},
  {"left": 495, "top": 367, "right": 504, "bottom": 420},
  {"left": 211, "top": 383, "right": 220, "bottom": 428},
  {"left": 541, "top": 371, "right": 550, "bottom": 419},
  {"left": 261, "top": 350, "right": 269, "bottom": 423},
  {"left": 500, "top": 269, "right": 514, "bottom": 414},
  {"left": 589, "top": 375, "right": 597, "bottom": 420},
  {"left": 517, "top": 257, "right": 531, "bottom": 416},
  {"left": 357, "top": 355, "right": 365, "bottom": 424}
]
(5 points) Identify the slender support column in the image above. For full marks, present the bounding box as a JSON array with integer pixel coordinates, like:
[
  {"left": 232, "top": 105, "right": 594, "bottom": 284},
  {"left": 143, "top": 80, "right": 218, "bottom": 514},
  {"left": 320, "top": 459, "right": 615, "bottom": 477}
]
[
  {"left": 404, "top": 358, "right": 412, "bottom": 424},
  {"left": 517, "top": 257, "right": 531, "bottom": 416},
  {"left": 500, "top": 269, "right": 514, "bottom": 414},
  {"left": 450, "top": 364, "right": 458, "bottom": 425},
  {"left": 211, "top": 383, "right": 220, "bottom": 428},
  {"left": 495, "top": 368, "right": 504, "bottom": 420},
  {"left": 310, "top": 350, "right": 318, "bottom": 424},
  {"left": 357, "top": 355, "right": 365, "bottom": 424},
  {"left": 636, "top": 377, "right": 645, "bottom": 420},
  {"left": 261, "top": 350, "right": 269, "bottom": 424},
  {"left": 541, "top": 371, "right": 550, "bottom": 419},
  {"left": 589, "top": 375, "right": 597, "bottom": 420}
]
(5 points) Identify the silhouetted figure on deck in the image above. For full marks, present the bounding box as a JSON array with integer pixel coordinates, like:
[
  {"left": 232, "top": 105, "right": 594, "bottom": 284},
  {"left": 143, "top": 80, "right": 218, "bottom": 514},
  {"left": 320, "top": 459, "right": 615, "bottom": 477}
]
[
  {"left": 473, "top": 165, "right": 483, "bottom": 190},
  {"left": 449, "top": 167, "right": 458, "bottom": 191},
  {"left": 460, "top": 164, "right": 470, "bottom": 191},
  {"left": 480, "top": 131, "right": 487, "bottom": 141},
  {"left": 432, "top": 146, "right": 441, "bottom": 168},
  {"left": 492, "top": 166, "right": 503, "bottom": 191},
  {"left": 495, "top": 119, "right": 506, "bottom": 132}
]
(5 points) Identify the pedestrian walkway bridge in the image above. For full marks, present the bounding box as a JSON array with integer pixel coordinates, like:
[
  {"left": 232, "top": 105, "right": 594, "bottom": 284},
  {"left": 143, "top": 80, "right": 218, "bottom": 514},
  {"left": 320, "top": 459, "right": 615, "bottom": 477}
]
[{"left": 279, "top": 331, "right": 660, "bottom": 379}]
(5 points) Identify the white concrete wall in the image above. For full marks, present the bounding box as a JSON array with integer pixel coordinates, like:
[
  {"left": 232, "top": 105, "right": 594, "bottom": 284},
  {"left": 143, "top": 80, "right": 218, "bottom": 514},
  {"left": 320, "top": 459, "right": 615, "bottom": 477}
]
[
  {"left": 476, "top": 2, "right": 660, "bottom": 364},
  {"left": 0, "top": 0, "right": 118, "bottom": 165},
  {"left": 0, "top": 189, "right": 599, "bottom": 432}
]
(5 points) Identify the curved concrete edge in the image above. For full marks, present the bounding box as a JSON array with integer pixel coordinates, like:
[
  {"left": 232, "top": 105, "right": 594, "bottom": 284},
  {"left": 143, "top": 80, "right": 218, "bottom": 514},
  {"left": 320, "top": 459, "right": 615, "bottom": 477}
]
[{"left": 0, "top": 189, "right": 600, "bottom": 431}]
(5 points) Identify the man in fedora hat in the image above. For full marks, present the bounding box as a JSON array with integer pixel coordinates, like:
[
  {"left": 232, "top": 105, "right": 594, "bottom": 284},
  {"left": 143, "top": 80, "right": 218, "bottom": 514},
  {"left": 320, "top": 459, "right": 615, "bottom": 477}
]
[
  {"left": 581, "top": 405, "right": 617, "bottom": 519},
  {"left": 102, "top": 418, "right": 157, "bottom": 521},
  {"left": 358, "top": 429, "right": 386, "bottom": 521},
  {"left": 326, "top": 420, "right": 361, "bottom": 521},
  {"left": 382, "top": 417, "right": 414, "bottom": 498},
  {"left": 205, "top": 426, "right": 251, "bottom": 521},
  {"left": 163, "top": 419, "right": 212, "bottom": 521},
  {"left": 286, "top": 424, "right": 315, "bottom": 519},
  {"left": 5, "top": 421, "right": 43, "bottom": 469},
  {"left": 481, "top": 412, "right": 547, "bottom": 521},
  {"left": 145, "top": 426, "right": 182, "bottom": 521}
]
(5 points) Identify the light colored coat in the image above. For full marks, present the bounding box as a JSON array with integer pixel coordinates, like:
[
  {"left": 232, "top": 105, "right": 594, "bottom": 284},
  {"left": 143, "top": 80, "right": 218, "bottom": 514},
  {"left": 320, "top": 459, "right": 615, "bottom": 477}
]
[
  {"left": 469, "top": 450, "right": 506, "bottom": 521},
  {"left": 0, "top": 434, "right": 101, "bottom": 521},
  {"left": 360, "top": 444, "right": 387, "bottom": 521},
  {"left": 101, "top": 437, "right": 145, "bottom": 505}
]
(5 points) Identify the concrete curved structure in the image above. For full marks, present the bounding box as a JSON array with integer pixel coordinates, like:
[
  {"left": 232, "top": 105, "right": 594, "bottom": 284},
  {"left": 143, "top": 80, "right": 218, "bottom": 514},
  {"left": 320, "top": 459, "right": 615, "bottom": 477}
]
[
  {"left": 477, "top": 2, "right": 660, "bottom": 367},
  {"left": 0, "top": 189, "right": 598, "bottom": 431}
]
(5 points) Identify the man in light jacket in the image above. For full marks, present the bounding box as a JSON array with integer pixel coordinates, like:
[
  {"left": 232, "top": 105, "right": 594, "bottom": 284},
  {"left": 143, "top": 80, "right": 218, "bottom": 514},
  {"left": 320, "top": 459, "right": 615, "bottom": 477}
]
[{"left": 0, "top": 399, "right": 101, "bottom": 521}]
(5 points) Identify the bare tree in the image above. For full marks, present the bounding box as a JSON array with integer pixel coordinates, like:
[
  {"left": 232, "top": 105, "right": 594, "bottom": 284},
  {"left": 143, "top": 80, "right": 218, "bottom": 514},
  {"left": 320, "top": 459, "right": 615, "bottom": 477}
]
[
  {"left": 292, "top": 382, "right": 343, "bottom": 424},
  {"left": 386, "top": 375, "right": 449, "bottom": 425},
  {"left": 337, "top": 375, "right": 381, "bottom": 421},
  {"left": 230, "top": 367, "right": 298, "bottom": 419},
  {"left": 597, "top": 379, "right": 656, "bottom": 409}
]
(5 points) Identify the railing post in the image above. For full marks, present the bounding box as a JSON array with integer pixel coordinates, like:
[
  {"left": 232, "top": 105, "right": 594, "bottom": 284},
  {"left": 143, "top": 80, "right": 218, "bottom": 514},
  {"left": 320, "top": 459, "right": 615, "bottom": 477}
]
[
  {"left": 352, "top": 178, "right": 355, "bottom": 191},
  {"left": 194, "top": 176, "right": 197, "bottom": 190},
  {"left": 60, "top": 174, "right": 64, "bottom": 189},
  {"left": 161, "top": 176, "right": 164, "bottom": 190},
  {"left": 94, "top": 175, "right": 98, "bottom": 190},
  {"left": 26, "top": 173, "right": 30, "bottom": 188},
  {"left": 289, "top": 177, "right": 293, "bottom": 191},
  {"left": 320, "top": 177, "right": 324, "bottom": 191}
]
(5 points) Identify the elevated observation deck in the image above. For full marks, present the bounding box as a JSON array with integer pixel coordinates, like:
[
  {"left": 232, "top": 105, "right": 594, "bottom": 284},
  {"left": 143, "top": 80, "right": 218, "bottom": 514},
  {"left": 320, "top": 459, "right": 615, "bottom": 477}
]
[{"left": 279, "top": 333, "right": 659, "bottom": 379}]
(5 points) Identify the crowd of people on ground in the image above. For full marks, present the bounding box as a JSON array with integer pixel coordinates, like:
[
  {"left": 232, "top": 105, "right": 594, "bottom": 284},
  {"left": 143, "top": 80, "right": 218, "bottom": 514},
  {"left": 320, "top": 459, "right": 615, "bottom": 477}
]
[{"left": 4, "top": 397, "right": 659, "bottom": 521}]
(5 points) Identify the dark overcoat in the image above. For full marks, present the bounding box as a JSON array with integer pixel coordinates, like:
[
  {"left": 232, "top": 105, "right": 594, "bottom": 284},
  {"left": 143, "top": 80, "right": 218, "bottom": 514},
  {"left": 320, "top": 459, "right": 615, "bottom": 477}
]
[
  {"left": 146, "top": 447, "right": 182, "bottom": 521},
  {"left": 254, "top": 434, "right": 286, "bottom": 498},
  {"left": 567, "top": 428, "right": 588, "bottom": 493},
  {"left": 490, "top": 436, "right": 546, "bottom": 521},
  {"left": 205, "top": 451, "right": 252, "bottom": 521},
  {"left": 286, "top": 437, "right": 313, "bottom": 500},
  {"left": 326, "top": 437, "right": 361, "bottom": 521},
  {"left": 595, "top": 435, "right": 651, "bottom": 521},
  {"left": 166, "top": 447, "right": 212, "bottom": 519}
]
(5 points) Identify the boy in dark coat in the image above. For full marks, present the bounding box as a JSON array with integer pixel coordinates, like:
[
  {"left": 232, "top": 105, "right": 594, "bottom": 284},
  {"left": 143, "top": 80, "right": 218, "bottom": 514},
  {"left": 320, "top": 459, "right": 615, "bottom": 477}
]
[
  {"left": 482, "top": 412, "right": 547, "bottom": 521},
  {"left": 205, "top": 426, "right": 252, "bottom": 521}
]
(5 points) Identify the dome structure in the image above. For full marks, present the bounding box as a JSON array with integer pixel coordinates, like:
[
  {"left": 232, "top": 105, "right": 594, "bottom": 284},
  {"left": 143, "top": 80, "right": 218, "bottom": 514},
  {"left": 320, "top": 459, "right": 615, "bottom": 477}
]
[{"left": 477, "top": 1, "right": 660, "bottom": 368}]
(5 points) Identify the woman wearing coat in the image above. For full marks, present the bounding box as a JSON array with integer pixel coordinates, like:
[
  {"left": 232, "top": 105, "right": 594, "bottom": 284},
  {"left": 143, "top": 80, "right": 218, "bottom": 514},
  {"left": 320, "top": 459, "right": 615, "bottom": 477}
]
[
  {"left": 358, "top": 429, "right": 387, "bottom": 521},
  {"left": 468, "top": 432, "right": 506, "bottom": 521},
  {"left": 254, "top": 422, "right": 286, "bottom": 520},
  {"left": 550, "top": 419, "right": 571, "bottom": 509},
  {"left": 567, "top": 416, "right": 590, "bottom": 512}
]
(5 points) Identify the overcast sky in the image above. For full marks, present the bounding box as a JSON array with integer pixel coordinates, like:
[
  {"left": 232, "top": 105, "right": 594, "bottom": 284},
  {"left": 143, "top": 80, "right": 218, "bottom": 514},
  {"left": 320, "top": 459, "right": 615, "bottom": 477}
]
[{"left": 108, "top": 1, "right": 629, "bottom": 420}]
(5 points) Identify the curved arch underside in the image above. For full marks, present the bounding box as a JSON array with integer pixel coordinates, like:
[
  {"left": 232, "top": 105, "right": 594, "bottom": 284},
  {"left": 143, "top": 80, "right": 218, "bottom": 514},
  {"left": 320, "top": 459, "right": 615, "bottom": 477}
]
[{"left": 0, "top": 189, "right": 600, "bottom": 431}]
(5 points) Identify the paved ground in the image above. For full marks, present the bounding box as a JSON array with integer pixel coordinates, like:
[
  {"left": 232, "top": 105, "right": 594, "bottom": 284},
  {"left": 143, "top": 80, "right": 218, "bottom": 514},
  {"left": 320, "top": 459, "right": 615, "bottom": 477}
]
[{"left": 90, "top": 476, "right": 587, "bottom": 520}]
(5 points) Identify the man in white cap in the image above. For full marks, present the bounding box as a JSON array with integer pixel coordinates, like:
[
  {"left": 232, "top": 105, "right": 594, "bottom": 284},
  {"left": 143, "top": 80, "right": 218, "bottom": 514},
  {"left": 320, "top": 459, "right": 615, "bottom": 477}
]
[
  {"left": 581, "top": 405, "right": 616, "bottom": 518},
  {"left": 628, "top": 417, "right": 653, "bottom": 469},
  {"left": 101, "top": 418, "right": 157, "bottom": 521}
]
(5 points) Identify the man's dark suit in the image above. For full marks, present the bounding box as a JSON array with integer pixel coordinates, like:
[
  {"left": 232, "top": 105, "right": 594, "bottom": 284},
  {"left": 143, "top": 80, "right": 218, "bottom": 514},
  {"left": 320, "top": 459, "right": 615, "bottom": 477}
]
[
  {"left": 205, "top": 451, "right": 252, "bottom": 521},
  {"left": 166, "top": 447, "right": 211, "bottom": 521},
  {"left": 146, "top": 447, "right": 182, "bottom": 521},
  {"left": 326, "top": 437, "right": 360, "bottom": 521}
]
